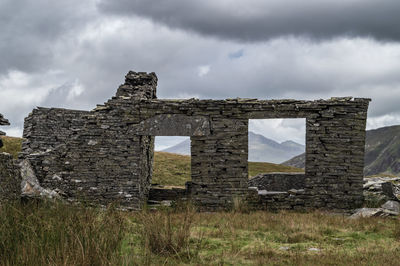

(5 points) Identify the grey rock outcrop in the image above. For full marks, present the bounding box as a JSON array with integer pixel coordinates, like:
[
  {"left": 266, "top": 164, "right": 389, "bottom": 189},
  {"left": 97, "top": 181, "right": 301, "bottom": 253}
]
[
  {"left": 381, "top": 200, "right": 400, "bottom": 214},
  {"left": 350, "top": 208, "right": 385, "bottom": 218},
  {"left": 363, "top": 177, "right": 400, "bottom": 204},
  {"left": 350, "top": 200, "right": 400, "bottom": 218}
]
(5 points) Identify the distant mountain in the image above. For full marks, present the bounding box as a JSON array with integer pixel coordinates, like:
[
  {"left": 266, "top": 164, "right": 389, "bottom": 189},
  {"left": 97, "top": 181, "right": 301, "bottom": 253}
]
[
  {"left": 162, "top": 131, "right": 305, "bottom": 164},
  {"left": 281, "top": 153, "right": 305, "bottom": 169},
  {"left": 162, "top": 138, "right": 191, "bottom": 155},
  {"left": 248, "top": 132, "right": 304, "bottom": 163},
  {"left": 282, "top": 125, "right": 400, "bottom": 176},
  {"left": 364, "top": 125, "right": 400, "bottom": 176}
]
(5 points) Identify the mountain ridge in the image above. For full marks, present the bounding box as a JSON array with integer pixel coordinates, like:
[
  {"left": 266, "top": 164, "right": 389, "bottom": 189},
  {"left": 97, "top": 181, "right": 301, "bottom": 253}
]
[
  {"left": 162, "top": 131, "right": 305, "bottom": 164},
  {"left": 283, "top": 125, "right": 400, "bottom": 176}
]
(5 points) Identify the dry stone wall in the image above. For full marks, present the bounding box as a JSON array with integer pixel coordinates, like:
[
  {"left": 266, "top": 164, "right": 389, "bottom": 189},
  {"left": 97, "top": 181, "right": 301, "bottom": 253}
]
[
  {"left": 0, "top": 114, "right": 9, "bottom": 147},
  {"left": 21, "top": 71, "right": 370, "bottom": 211},
  {"left": 0, "top": 114, "right": 21, "bottom": 201},
  {"left": 249, "top": 172, "right": 306, "bottom": 191},
  {"left": 0, "top": 153, "right": 21, "bottom": 201}
]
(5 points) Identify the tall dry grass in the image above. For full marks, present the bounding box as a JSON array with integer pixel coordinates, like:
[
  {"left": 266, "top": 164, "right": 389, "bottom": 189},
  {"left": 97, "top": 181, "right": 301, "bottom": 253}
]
[
  {"left": 0, "top": 201, "right": 126, "bottom": 265},
  {"left": 137, "top": 203, "right": 201, "bottom": 259}
]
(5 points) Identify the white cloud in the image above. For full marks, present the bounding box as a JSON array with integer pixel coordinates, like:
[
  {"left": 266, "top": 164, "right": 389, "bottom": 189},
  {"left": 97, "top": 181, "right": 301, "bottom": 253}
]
[
  {"left": 155, "top": 136, "right": 189, "bottom": 151},
  {"left": 197, "top": 65, "right": 211, "bottom": 77},
  {"left": 249, "top": 119, "right": 306, "bottom": 144},
  {"left": 1, "top": 127, "right": 23, "bottom": 138},
  {"left": 67, "top": 80, "right": 85, "bottom": 101},
  {"left": 367, "top": 113, "right": 400, "bottom": 130}
]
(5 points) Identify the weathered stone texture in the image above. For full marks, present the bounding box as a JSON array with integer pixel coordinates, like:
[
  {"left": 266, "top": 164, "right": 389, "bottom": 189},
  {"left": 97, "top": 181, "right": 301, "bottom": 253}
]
[
  {"left": 249, "top": 172, "right": 305, "bottom": 191},
  {"left": 0, "top": 113, "right": 10, "bottom": 144},
  {"left": 0, "top": 114, "right": 21, "bottom": 200},
  {"left": 0, "top": 153, "right": 21, "bottom": 200},
  {"left": 21, "top": 71, "right": 370, "bottom": 211},
  {"left": 0, "top": 113, "right": 9, "bottom": 127}
]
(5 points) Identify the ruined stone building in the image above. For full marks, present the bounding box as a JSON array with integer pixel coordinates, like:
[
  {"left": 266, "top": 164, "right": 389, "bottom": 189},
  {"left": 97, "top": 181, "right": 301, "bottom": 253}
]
[{"left": 19, "top": 71, "right": 370, "bottom": 210}]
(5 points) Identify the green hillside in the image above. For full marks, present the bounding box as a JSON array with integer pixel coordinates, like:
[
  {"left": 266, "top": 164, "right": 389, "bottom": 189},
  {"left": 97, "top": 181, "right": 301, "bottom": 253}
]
[
  {"left": 0, "top": 136, "right": 23, "bottom": 159},
  {"left": 364, "top": 125, "right": 400, "bottom": 176}
]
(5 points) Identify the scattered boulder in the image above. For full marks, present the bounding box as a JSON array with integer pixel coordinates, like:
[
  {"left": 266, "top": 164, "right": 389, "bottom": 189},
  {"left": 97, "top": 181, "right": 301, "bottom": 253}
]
[
  {"left": 381, "top": 200, "right": 400, "bottom": 215},
  {"left": 350, "top": 203, "right": 400, "bottom": 218},
  {"left": 363, "top": 177, "right": 400, "bottom": 204},
  {"left": 350, "top": 208, "right": 385, "bottom": 219},
  {"left": 381, "top": 182, "right": 397, "bottom": 200}
]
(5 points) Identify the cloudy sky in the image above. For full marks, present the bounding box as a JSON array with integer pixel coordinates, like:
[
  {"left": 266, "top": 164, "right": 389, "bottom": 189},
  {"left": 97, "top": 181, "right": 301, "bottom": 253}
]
[{"left": 1, "top": 0, "right": 400, "bottom": 148}]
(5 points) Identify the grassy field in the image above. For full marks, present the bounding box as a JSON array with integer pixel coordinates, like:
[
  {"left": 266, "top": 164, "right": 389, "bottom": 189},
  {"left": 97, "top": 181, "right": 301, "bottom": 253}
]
[
  {"left": 1, "top": 136, "right": 399, "bottom": 265},
  {"left": 0, "top": 136, "right": 22, "bottom": 159},
  {"left": 0, "top": 201, "right": 399, "bottom": 265}
]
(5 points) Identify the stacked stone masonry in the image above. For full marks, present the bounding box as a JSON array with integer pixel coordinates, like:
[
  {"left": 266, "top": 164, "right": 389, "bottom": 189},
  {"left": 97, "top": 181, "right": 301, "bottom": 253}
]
[
  {"left": 248, "top": 172, "right": 306, "bottom": 191},
  {"left": 0, "top": 113, "right": 9, "bottom": 144},
  {"left": 20, "top": 71, "right": 371, "bottom": 211},
  {"left": 0, "top": 114, "right": 21, "bottom": 201},
  {"left": 0, "top": 153, "right": 22, "bottom": 201}
]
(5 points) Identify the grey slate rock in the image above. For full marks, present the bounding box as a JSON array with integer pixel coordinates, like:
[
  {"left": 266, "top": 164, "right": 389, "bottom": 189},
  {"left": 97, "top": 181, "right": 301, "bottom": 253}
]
[
  {"left": 20, "top": 160, "right": 60, "bottom": 199},
  {"left": 381, "top": 182, "right": 397, "bottom": 200},
  {"left": 0, "top": 114, "right": 9, "bottom": 126},
  {"left": 381, "top": 200, "right": 400, "bottom": 214},
  {"left": 350, "top": 208, "right": 384, "bottom": 219},
  {"left": 0, "top": 152, "right": 21, "bottom": 201}
]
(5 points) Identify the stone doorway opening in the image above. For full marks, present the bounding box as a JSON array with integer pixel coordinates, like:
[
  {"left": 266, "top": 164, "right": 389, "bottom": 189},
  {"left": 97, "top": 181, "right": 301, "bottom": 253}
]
[{"left": 148, "top": 136, "right": 192, "bottom": 206}]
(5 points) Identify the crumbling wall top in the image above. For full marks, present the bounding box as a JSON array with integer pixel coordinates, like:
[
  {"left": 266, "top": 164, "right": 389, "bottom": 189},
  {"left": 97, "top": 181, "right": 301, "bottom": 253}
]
[
  {"left": 0, "top": 114, "right": 9, "bottom": 126},
  {"left": 0, "top": 113, "right": 9, "bottom": 136},
  {"left": 115, "top": 71, "right": 157, "bottom": 99}
]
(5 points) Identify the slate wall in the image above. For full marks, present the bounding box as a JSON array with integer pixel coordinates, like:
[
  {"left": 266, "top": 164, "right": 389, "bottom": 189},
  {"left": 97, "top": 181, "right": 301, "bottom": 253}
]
[
  {"left": 21, "top": 71, "right": 370, "bottom": 210},
  {"left": 0, "top": 114, "right": 9, "bottom": 147},
  {"left": 22, "top": 72, "right": 157, "bottom": 209},
  {"left": 249, "top": 172, "right": 306, "bottom": 191},
  {"left": 0, "top": 114, "right": 20, "bottom": 201},
  {"left": 0, "top": 153, "right": 21, "bottom": 201}
]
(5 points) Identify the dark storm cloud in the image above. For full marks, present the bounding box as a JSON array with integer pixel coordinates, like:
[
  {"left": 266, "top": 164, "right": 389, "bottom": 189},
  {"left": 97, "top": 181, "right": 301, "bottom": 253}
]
[
  {"left": 1, "top": 0, "right": 400, "bottom": 138},
  {"left": 0, "top": 0, "right": 95, "bottom": 73},
  {"left": 98, "top": 0, "right": 400, "bottom": 42}
]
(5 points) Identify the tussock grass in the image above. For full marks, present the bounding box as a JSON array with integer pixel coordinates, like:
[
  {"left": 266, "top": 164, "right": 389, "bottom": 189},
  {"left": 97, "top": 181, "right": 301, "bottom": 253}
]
[
  {"left": 2, "top": 137, "right": 399, "bottom": 264},
  {"left": 0, "top": 201, "right": 126, "bottom": 265},
  {"left": 138, "top": 203, "right": 200, "bottom": 258},
  {"left": 1, "top": 201, "right": 399, "bottom": 265}
]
